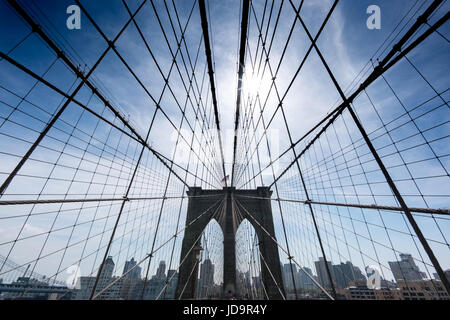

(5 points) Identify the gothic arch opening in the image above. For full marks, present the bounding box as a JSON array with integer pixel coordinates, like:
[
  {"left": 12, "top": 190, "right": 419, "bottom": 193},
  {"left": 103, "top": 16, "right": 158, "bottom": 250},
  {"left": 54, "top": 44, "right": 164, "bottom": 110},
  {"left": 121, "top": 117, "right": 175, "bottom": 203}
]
[
  {"left": 235, "top": 219, "right": 265, "bottom": 299},
  {"left": 177, "top": 187, "right": 284, "bottom": 299},
  {"left": 196, "top": 219, "right": 223, "bottom": 299}
]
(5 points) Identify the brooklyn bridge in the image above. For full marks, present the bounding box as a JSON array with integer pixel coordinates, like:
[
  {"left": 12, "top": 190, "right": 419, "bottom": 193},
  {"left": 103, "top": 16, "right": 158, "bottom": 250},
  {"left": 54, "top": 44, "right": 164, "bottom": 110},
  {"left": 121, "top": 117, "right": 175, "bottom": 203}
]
[{"left": 0, "top": 0, "right": 449, "bottom": 301}]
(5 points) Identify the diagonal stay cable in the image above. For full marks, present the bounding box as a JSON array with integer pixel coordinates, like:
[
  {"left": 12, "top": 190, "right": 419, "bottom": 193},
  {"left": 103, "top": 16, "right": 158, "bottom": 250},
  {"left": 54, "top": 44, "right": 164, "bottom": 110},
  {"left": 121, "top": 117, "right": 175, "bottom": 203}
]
[
  {"left": 234, "top": 194, "right": 450, "bottom": 216},
  {"left": 91, "top": 196, "right": 225, "bottom": 300},
  {"left": 232, "top": 195, "right": 286, "bottom": 300},
  {"left": 234, "top": 197, "right": 334, "bottom": 300},
  {"left": 2, "top": 0, "right": 190, "bottom": 190},
  {"left": 155, "top": 196, "right": 226, "bottom": 300},
  {"left": 270, "top": 2, "right": 449, "bottom": 188},
  {"left": 75, "top": 0, "right": 223, "bottom": 187},
  {"left": 198, "top": 0, "right": 228, "bottom": 187},
  {"left": 231, "top": 0, "right": 250, "bottom": 187},
  {"left": 287, "top": 0, "right": 450, "bottom": 294}
]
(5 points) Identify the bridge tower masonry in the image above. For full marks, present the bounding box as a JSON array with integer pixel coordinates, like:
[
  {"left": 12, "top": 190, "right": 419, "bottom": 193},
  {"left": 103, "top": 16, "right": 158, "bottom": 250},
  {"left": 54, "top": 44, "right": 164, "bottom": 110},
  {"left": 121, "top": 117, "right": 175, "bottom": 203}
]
[{"left": 175, "top": 187, "right": 285, "bottom": 299}]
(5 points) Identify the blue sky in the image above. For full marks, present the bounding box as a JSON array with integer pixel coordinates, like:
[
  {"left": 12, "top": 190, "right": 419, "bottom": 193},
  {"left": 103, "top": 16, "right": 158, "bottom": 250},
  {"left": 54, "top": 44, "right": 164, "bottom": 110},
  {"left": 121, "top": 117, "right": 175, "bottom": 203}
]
[{"left": 0, "top": 0, "right": 449, "bottom": 292}]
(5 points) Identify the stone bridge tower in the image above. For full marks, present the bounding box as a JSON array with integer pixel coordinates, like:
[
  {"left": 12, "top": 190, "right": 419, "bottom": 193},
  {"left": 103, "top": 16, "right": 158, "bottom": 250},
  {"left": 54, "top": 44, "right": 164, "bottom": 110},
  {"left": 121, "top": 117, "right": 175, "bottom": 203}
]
[{"left": 175, "top": 187, "right": 285, "bottom": 299}]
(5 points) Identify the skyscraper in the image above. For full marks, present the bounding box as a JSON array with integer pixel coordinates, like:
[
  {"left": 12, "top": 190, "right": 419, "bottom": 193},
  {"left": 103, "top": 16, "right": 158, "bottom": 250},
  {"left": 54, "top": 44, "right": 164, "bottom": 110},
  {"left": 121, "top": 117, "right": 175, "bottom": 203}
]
[
  {"left": 282, "top": 263, "right": 297, "bottom": 290},
  {"left": 198, "top": 259, "right": 214, "bottom": 298},
  {"left": 388, "top": 254, "right": 426, "bottom": 282},
  {"left": 333, "top": 261, "right": 365, "bottom": 289},
  {"left": 295, "top": 267, "right": 316, "bottom": 290},
  {"left": 101, "top": 256, "right": 115, "bottom": 279},
  {"left": 76, "top": 256, "right": 123, "bottom": 300},
  {"left": 123, "top": 257, "right": 142, "bottom": 279},
  {"left": 433, "top": 270, "right": 450, "bottom": 282},
  {"left": 164, "top": 270, "right": 178, "bottom": 299},
  {"left": 156, "top": 261, "right": 166, "bottom": 279},
  {"left": 315, "top": 257, "right": 334, "bottom": 288}
]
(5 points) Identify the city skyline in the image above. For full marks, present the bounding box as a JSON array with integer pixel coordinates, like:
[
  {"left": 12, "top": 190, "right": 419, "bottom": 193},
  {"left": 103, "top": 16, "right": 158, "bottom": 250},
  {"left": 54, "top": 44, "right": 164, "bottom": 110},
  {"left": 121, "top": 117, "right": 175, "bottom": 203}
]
[{"left": 2, "top": 250, "right": 449, "bottom": 300}]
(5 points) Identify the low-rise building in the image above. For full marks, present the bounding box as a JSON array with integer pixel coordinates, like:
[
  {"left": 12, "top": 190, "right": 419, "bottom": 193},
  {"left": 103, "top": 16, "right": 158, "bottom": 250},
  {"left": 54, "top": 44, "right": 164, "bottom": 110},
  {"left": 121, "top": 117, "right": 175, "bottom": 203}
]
[
  {"left": 337, "top": 281, "right": 401, "bottom": 300},
  {"left": 398, "top": 279, "right": 449, "bottom": 300},
  {"left": 338, "top": 279, "right": 449, "bottom": 300}
]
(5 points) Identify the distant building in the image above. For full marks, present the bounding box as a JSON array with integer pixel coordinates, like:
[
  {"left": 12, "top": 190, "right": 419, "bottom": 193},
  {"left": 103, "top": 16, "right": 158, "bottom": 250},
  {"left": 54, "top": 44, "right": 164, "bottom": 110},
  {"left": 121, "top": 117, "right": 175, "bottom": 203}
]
[
  {"left": 198, "top": 259, "right": 214, "bottom": 298},
  {"left": 76, "top": 276, "right": 124, "bottom": 300},
  {"left": 120, "top": 258, "right": 142, "bottom": 299},
  {"left": 0, "top": 277, "right": 71, "bottom": 300},
  {"left": 122, "top": 258, "right": 141, "bottom": 280},
  {"left": 74, "top": 257, "right": 179, "bottom": 300},
  {"left": 122, "top": 270, "right": 179, "bottom": 300},
  {"left": 295, "top": 267, "right": 317, "bottom": 290},
  {"left": 140, "top": 277, "right": 166, "bottom": 300},
  {"left": 163, "top": 270, "right": 178, "bottom": 299},
  {"left": 236, "top": 270, "right": 252, "bottom": 299},
  {"left": 388, "top": 253, "right": 426, "bottom": 282},
  {"left": 120, "top": 278, "right": 141, "bottom": 300},
  {"left": 281, "top": 263, "right": 318, "bottom": 292},
  {"left": 252, "top": 276, "right": 262, "bottom": 290},
  {"left": 200, "top": 259, "right": 214, "bottom": 287},
  {"left": 155, "top": 261, "right": 166, "bottom": 279},
  {"left": 337, "top": 281, "right": 402, "bottom": 300},
  {"left": 314, "top": 257, "right": 334, "bottom": 288},
  {"left": 433, "top": 269, "right": 450, "bottom": 282},
  {"left": 282, "top": 263, "right": 297, "bottom": 290},
  {"left": 398, "top": 279, "right": 449, "bottom": 300},
  {"left": 338, "top": 279, "right": 449, "bottom": 300},
  {"left": 312, "top": 259, "right": 368, "bottom": 290},
  {"left": 75, "top": 256, "right": 123, "bottom": 300},
  {"left": 102, "top": 256, "right": 115, "bottom": 279},
  {"left": 332, "top": 261, "right": 365, "bottom": 289}
]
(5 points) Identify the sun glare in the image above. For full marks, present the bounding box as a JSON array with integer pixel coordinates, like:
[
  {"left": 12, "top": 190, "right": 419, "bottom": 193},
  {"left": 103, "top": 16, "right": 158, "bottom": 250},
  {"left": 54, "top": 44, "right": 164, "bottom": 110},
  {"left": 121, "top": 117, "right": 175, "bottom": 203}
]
[{"left": 242, "top": 72, "right": 271, "bottom": 98}]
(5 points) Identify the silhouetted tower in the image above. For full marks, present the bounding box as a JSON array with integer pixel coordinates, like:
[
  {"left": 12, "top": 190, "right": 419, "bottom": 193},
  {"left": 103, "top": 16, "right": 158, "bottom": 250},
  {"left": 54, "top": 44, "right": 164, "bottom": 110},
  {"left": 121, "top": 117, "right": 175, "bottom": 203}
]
[{"left": 175, "top": 187, "right": 285, "bottom": 299}]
